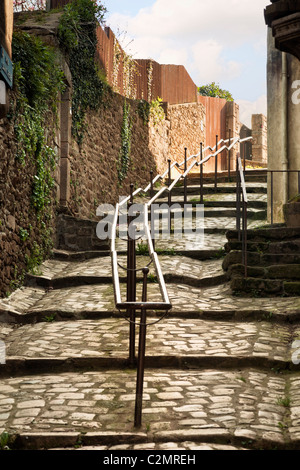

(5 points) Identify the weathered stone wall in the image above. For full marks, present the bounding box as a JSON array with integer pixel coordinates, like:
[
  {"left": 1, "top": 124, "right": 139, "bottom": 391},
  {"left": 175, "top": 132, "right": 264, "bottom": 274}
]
[
  {"left": 267, "top": 26, "right": 300, "bottom": 223},
  {"left": 166, "top": 102, "right": 206, "bottom": 167},
  {"left": 251, "top": 114, "right": 267, "bottom": 164},
  {"left": 0, "top": 92, "right": 59, "bottom": 298},
  {"left": 64, "top": 97, "right": 207, "bottom": 222},
  {"left": 67, "top": 91, "right": 159, "bottom": 219},
  {"left": 225, "top": 101, "right": 240, "bottom": 170}
]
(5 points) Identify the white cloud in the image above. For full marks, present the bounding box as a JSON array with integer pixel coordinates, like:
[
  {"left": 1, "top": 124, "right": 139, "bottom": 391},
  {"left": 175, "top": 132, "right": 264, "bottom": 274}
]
[
  {"left": 237, "top": 95, "right": 267, "bottom": 128},
  {"left": 191, "top": 40, "right": 242, "bottom": 84},
  {"left": 105, "top": 0, "right": 268, "bottom": 102}
]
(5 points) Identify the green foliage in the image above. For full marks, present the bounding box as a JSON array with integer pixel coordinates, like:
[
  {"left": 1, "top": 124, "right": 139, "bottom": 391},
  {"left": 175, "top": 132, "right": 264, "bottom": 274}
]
[
  {"left": 118, "top": 100, "right": 132, "bottom": 184},
  {"left": 58, "top": 0, "right": 107, "bottom": 143},
  {"left": 0, "top": 431, "right": 10, "bottom": 450},
  {"left": 137, "top": 99, "right": 151, "bottom": 125},
  {"left": 198, "top": 82, "right": 234, "bottom": 102},
  {"left": 277, "top": 396, "right": 291, "bottom": 408},
  {"left": 136, "top": 241, "right": 149, "bottom": 255},
  {"left": 149, "top": 97, "right": 165, "bottom": 126},
  {"left": 12, "top": 31, "right": 63, "bottom": 218},
  {"left": 19, "top": 227, "right": 29, "bottom": 242},
  {"left": 12, "top": 31, "right": 65, "bottom": 113},
  {"left": 25, "top": 241, "right": 44, "bottom": 274},
  {"left": 9, "top": 31, "right": 62, "bottom": 285}
]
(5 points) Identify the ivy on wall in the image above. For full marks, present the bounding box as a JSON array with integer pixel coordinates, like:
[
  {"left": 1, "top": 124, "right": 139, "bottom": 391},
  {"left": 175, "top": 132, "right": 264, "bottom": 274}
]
[
  {"left": 58, "top": 0, "right": 107, "bottom": 144},
  {"left": 12, "top": 31, "right": 64, "bottom": 217},
  {"left": 9, "top": 30, "right": 65, "bottom": 276},
  {"left": 118, "top": 100, "right": 132, "bottom": 184}
]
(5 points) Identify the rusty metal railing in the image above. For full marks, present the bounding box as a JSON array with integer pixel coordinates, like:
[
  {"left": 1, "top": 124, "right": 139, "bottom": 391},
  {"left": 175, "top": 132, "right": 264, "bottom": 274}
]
[{"left": 110, "top": 135, "right": 252, "bottom": 427}]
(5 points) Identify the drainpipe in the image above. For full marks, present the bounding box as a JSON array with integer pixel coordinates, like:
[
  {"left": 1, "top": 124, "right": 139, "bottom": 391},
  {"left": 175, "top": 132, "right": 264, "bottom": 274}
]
[{"left": 282, "top": 51, "right": 289, "bottom": 204}]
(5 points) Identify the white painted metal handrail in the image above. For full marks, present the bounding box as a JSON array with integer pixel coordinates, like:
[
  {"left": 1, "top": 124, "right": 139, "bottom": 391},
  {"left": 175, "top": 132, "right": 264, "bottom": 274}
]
[{"left": 110, "top": 135, "right": 253, "bottom": 312}]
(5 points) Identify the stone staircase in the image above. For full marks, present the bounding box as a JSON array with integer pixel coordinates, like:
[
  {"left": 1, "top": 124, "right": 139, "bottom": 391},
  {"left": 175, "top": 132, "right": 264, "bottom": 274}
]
[{"left": 1, "top": 170, "right": 300, "bottom": 451}]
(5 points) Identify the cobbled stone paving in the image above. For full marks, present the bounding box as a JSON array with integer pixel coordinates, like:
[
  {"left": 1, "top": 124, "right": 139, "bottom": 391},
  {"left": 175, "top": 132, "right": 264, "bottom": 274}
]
[{"left": 1, "top": 176, "right": 300, "bottom": 451}]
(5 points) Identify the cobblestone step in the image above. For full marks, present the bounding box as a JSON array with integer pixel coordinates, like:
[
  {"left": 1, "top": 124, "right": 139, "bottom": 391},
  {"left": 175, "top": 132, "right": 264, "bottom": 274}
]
[
  {"left": 0, "top": 317, "right": 295, "bottom": 373},
  {"left": 1, "top": 280, "right": 300, "bottom": 324},
  {"left": 1, "top": 368, "right": 299, "bottom": 450},
  {"left": 0, "top": 174, "right": 297, "bottom": 451}
]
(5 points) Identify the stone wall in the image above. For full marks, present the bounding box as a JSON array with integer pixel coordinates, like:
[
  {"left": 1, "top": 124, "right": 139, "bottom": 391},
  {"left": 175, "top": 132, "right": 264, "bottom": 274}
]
[
  {"left": 0, "top": 92, "right": 59, "bottom": 298},
  {"left": 251, "top": 114, "right": 267, "bottom": 164},
  {"left": 166, "top": 102, "right": 206, "bottom": 167},
  {"left": 225, "top": 101, "right": 240, "bottom": 170},
  {"left": 61, "top": 97, "right": 207, "bottom": 226},
  {"left": 67, "top": 91, "right": 159, "bottom": 219},
  {"left": 267, "top": 27, "right": 300, "bottom": 223}
]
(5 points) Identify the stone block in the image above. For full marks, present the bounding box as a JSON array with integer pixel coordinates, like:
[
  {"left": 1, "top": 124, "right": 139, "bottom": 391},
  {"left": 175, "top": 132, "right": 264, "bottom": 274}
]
[
  {"left": 268, "top": 264, "right": 300, "bottom": 280},
  {"left": 283, "top": 281, "right": 300, "bottom": 295}
]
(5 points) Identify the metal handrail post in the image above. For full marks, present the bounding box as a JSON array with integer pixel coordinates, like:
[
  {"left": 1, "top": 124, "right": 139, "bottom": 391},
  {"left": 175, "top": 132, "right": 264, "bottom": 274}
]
[
  {"left": 150, "top": 170, "right": 155, "bottom": 251},
  {"left": 228, "top": 129, "right": 231, "bottom": 181},
  {"left": 184, "top": 148, "right": 187, "bottom": 204},
  {"left": 270, "top": 171, "right": 274, "bottom": 226},
  {"left": 200, "top": 143, "right": 204, "bottom": 204},
  {"left": 168, "top": 159, "right": 172, "bottom": 207},
  {"left": 244, "top": 200, "right": 248, "bottom": 278},
  {"left": 236, "top": 157, "right": 241, "bottom": 241},
  {"left": 242, "top": 195, "right": 245, "bottom": 266},
  {"left": 127, "top": 183, "right": 136, "bottom": 365},
  {"left": 134, "top": 267, "right": 149, "bottom": 428},
  {"left": 215, "top": 135, "right": 218, "bottom": 189}
]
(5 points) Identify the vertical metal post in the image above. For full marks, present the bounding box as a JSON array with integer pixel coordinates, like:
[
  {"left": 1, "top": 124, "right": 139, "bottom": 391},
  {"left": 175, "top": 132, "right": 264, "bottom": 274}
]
[
  {"left": 244, "top": 201, "right": 248, "bottom": 278},
  {"left": 150, "top": 170, "right": 154, "bottom": 199},
  {"left": 127, "top": 184, "right": 136, "bottom": 365},
  {"left": 243, "top": 142, "right": 246, "bottom": 172},
  {"left": 150, "top": 170, "right": 155, "bottom": 251},
  {"left": 236, "top": 158, "right": 241, "bottom": 241},
  {"left": 134, "top": 267, "right": 149, "bottom": 428},
  {"left": 242, "top": 195, "right": 245, "bottom": 266},
  {"left": 184, "top": 148, "right": 187, "bottom": 205},
  {"left": 200, "top": 143, "right": 204, "bottom": 204},
  {"left": 168, "top": 159, "right": 172, "bottom": 207},
  {"left": 228, "top": 129, "right": 231, "bottom": 181},
  {"left": 215, "top": 135, "right": 218, "bottom": 189},
  {"left": 168, "top": 159, "right": 172, "bottom": 235},
  {"left": 270, "top": 171, "right": 274, "bottom": 226}
]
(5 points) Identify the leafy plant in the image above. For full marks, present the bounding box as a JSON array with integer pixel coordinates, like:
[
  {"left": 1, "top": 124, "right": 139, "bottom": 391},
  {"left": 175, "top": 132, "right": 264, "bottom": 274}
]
[
  {"left": 137, "top": 99, "right": 150, "bottom": 125},
  {"left": 43, "top": 313, "right": 56, "bottom": 322},
  {"left": 117, "top": 100, "right": 132, "bottom": 184},
  {"left": 136, "top": 241, "right": 149, "bottom": 255},
  {"left": 58, "top": 0, "right": 107, "bottom": 143},
  {"left": 277, "top": 397, "right": 291, "bottom": 408},
  {"left": 149, "top": 97, "right": 165, "bottom": 127},
  {"left": 19, "top": 227, "right": 29, "bottom": 242},
  {"left": 147, "top": 273, "right": 158, "bottom": 283},
  {"left": 0, "top": 431, "right": 10, "bottom": 450},
  {"left": 198, "top": 82, "right": 234, "bottom": 102}
]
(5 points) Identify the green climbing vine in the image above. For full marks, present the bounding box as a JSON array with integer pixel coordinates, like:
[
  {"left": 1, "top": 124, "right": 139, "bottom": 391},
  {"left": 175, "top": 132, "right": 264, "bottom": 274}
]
[
  {"left": 9, "top": 30, "right": 65, "bottom": 277},
  {"left": 118, "top": 100, "right": 132, "bottom": 184},
  {"left": 12, "top": 31, "right": 64, "bottom": 218},
  {"left": 58, "top": 0, "right": 107, "bottom": 144}
]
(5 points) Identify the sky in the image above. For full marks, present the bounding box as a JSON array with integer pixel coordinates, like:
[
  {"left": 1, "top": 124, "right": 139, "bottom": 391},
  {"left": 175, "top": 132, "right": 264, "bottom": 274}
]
[{"left": 102, "top": 0, "right": 269, "bottom": 128}]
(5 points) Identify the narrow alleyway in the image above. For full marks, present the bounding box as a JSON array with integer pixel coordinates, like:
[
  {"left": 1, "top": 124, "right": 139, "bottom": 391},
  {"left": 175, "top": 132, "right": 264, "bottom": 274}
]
[{"left": 1, "top": 171, "right": 300, "bottom": 451}]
